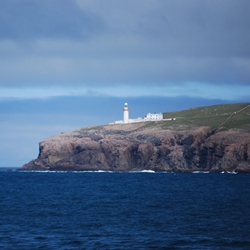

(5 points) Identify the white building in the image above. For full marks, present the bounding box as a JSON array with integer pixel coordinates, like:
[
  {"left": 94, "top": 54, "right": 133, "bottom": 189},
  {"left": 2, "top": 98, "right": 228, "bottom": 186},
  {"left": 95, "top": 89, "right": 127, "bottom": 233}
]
[
  {"left": 111, "top": 102, "right": 175, "bottom": 124},
  {"left": 144, "top": 112, "right": 163, "bottom": 121}
]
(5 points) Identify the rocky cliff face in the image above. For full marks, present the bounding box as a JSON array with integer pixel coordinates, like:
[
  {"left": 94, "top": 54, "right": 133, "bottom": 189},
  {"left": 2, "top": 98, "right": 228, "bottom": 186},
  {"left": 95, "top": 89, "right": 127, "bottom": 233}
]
[{"left": 20, "top": 123, "right": 250, "bottom": 173}]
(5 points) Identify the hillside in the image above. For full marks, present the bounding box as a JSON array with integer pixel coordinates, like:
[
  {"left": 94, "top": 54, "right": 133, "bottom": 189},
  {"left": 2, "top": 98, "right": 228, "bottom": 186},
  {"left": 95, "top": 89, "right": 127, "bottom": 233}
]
[
  {"left": 19, "top": 103, "right": 250, "bottom": 173},
  {"left": 163, "top": 102, "right": 250, "bottom": 131}
]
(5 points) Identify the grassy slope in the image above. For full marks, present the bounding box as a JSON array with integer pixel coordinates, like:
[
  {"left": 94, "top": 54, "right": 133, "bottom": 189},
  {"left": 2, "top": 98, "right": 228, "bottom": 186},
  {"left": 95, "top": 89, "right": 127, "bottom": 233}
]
[
  {"left": 81, "top": 103, "right": 250, "bottom": 133},
  {"left": 162, "top": 102, "right": 250, "bottom": 131}
]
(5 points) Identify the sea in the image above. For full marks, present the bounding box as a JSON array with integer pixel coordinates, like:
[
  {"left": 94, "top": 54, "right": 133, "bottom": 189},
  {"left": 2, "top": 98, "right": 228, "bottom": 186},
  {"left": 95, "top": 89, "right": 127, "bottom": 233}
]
[{"left": 0, "top": 168, "right": 249, "bottom": 250}]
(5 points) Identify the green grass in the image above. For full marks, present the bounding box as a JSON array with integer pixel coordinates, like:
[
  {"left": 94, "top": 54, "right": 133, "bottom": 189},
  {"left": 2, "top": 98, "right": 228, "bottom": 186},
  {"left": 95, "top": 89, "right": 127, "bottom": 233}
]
[
  {"left": 75, "top": 103, "right": 250, "bottom": 133},
  {"left": 162, "top": 103, "right": 250, "bottom": 131}
]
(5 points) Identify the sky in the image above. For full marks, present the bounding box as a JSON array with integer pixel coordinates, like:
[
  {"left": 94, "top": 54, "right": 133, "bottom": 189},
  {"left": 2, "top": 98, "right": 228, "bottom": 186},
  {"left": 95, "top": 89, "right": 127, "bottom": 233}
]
[{"left": 0, "top": 0, "right": 250, "bottom": 167}]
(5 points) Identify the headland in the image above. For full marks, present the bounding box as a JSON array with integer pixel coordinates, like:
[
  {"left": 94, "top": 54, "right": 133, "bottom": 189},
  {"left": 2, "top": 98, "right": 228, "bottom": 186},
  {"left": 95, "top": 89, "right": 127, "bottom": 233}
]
[{"left": 19, "top": 102, "right": 250, "bottom": 173}]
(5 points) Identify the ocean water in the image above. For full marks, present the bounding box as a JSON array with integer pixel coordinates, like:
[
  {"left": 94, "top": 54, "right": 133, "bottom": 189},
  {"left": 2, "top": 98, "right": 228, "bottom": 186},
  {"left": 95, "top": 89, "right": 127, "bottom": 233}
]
[{"left": 0, "top": 169, "right": 250, "bottom": 250}]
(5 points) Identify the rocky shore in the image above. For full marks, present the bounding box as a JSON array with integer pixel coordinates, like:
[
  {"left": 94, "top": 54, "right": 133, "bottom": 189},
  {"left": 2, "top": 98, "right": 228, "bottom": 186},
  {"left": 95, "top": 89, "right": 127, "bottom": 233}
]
[{"left": 19, "top": 122, "right": 250, "bottom": 173}]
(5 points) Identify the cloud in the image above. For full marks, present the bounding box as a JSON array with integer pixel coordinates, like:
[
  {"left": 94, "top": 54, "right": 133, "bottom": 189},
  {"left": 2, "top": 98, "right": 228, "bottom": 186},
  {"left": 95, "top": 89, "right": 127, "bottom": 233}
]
[
  {"left": 0, "top": 0, "right": 104, "bottom": 40},
  {"left": 0, "top": 0, "right": 249, "bottom": 91},
  {"left": 1, "top": 82, "right": 250, "bottom": 102}
]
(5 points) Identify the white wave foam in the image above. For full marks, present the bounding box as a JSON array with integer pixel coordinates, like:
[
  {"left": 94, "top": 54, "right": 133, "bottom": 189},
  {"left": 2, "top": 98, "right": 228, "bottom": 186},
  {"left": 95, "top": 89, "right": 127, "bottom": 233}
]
[
  {"left": 193, "top": 171, "right": 210, "bottom": 174},
  {"left": 227, "top": 171, "right": 237, "bottom": 174},
  {"left": 140, "top": 170, "right": 155, "bottom": 173},
  {"left": 220, "top": 171, "right": 237, "bottom": 174}
]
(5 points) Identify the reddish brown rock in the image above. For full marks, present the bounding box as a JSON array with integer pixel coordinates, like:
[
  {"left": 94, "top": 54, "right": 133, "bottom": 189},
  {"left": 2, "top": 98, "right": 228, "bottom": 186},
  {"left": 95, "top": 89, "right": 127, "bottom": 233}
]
[{"left": 19, "top": 123, "right": 250, "bottom": 173}]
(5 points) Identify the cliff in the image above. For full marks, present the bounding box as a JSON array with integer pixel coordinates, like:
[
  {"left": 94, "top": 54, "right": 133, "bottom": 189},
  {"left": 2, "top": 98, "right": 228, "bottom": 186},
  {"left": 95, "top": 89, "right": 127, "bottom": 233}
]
[
  {"left": 19, "top": 103, "right": 250, "bottom": 173},
  {"left": 20, "top": 122, "right": 250, "bottom": 173}
]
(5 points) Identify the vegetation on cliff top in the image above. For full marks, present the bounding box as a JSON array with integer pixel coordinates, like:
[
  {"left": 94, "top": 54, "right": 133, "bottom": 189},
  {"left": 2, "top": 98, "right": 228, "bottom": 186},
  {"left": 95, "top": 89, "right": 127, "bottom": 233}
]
[
  {"left": 163, "top": 102, "right": 250, "bottom": 131},
  {"left": 79, "top": 102, "right": 250, "bottom": 132}
]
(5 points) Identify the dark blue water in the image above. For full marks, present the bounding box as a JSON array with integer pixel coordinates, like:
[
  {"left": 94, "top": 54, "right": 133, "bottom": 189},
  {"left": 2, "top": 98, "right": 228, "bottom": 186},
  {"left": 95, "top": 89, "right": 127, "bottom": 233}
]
[{"left": 0, "top": 170, "right": 249, "bottom": 249}]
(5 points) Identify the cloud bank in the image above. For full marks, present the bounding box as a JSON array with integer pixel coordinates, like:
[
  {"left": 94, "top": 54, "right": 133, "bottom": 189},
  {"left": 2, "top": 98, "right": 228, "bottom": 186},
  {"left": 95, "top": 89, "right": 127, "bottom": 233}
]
[{"left": 0, "top": 0, "right": 249, "bottom": 94}]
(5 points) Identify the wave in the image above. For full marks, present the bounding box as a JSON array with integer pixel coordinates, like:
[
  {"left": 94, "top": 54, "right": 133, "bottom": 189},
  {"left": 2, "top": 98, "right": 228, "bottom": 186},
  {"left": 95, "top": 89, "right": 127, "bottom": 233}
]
[
  {"left": 15, "top": 169, "right": 239, "bottom": 174},
  {"left": 192, "top": 171, "right": 210, "bottom": 174},
  {"left": 220, "top": 171, "right": 238, "bottom": 174},
  {"left": 140, "top": 170, "right": 155, "bottom": 173},
  {"left": 18, "top": 170, "right": 115, "bottom": 173},
  {"left": 18, "top": 169, "right": 158, "bottom": 174}
]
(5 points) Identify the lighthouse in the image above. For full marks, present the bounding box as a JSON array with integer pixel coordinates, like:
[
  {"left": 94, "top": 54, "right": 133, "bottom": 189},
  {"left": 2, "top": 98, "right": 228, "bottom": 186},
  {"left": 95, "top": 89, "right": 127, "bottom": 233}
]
[{"left": 123, "top": 102, "right": 129, "bottom": 123}]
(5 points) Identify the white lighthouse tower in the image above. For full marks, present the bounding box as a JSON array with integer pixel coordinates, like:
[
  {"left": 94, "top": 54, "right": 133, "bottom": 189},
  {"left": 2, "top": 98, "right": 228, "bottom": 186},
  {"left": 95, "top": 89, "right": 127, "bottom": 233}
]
[{"left": 123, "top": 102, "right": 129, "bottom": 123}]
